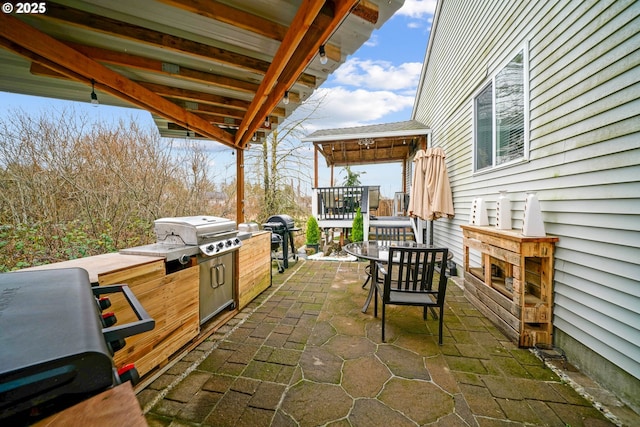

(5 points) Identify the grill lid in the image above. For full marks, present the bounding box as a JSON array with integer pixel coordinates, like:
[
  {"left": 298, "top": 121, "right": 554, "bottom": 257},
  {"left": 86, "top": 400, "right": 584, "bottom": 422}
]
[
  {"left": 154, "top": 216, "right": 237, "bottom": 245},
  {"left": 264, "top": 214, "right": 295, "bottom": 230}
]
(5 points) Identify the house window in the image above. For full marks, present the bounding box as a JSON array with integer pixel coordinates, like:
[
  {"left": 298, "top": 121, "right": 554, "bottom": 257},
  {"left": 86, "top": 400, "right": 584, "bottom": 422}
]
[{"left": 474, "top": 49, "right": 527, "bottom": 171}]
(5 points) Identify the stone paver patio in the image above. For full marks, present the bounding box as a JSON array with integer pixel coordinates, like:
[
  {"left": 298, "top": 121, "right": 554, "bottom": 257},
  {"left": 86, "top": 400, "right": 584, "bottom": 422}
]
[{"left": 138, "top": 260, "right": 634, "bottom": 426}]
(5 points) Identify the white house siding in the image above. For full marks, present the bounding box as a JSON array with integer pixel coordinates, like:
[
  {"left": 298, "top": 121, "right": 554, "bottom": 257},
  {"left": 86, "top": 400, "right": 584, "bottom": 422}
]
[{"left": 413, "top": 0, "right": 640, "bottom": 409}]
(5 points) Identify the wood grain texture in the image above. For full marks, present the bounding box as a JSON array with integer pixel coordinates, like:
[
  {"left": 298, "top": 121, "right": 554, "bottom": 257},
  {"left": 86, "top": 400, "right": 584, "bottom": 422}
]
[{"left": 33, "top": 382, "right": 146, "bottom": 427}]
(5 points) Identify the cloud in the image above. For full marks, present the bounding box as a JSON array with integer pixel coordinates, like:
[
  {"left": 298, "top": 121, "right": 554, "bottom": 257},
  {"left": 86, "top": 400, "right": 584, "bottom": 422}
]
[
  {"left": 396, "top": 0, "right": 437, "bottom": 18},
  {"left": 332, "top": 58, "right": 422, "bottom": 91},
  {"left": 302, "top": 86, "right": 415, "bottom": 132},
  {"left": 364, "top": 33, "right": 378, "bottom": 48}
]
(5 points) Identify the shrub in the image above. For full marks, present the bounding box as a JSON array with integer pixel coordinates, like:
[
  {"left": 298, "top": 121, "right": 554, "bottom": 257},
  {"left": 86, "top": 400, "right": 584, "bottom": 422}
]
[
  {"left": 306, "top": 216, "right": 321, "bottom": 245},
  {"left": 351, "top": 207, "right": 363, "bottom": 242}
]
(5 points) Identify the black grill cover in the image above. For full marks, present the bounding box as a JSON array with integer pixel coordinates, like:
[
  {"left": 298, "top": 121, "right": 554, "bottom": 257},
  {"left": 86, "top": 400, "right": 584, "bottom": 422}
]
[{"left": 0, "top": 268, "right": 114, "bottom": 419}]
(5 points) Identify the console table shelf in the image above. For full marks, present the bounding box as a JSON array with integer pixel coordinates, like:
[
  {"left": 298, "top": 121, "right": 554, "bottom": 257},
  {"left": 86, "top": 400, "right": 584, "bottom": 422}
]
[{"left": 461, "top": 225, "right": 558, "bottom": 347}]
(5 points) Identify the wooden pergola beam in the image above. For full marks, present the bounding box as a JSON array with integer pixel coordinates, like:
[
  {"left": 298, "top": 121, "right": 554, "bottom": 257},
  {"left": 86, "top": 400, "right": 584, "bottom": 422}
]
[
  {"left": 235, "top": 0, "right": 327, "bottom": 146},
  {"left": 39, "top": 2, "right": 318, "bottom": 86},
  {"left": 237, "top": 0, "right": 361, "bottom": 148},
  {"left": 158, "top": 0, "right": 289, "bottom": 42},
  {"left": 29, "top": 62, "right": 277, "bottom": 133},
  {"left": 41, "top": 3, "right": 269, "bottom": 74},
  {"left": 157, "top": 0, "right": 381, "bottom": 61}
]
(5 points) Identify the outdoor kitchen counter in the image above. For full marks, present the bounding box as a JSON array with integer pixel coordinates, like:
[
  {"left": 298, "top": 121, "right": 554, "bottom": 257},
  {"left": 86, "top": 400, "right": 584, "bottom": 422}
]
[
  {"left": 21, "top": 252, "right": 165, "bottom": 284},
  {"left": 237, "top": 230, "right": 272, "bottom": 310},
  {"left": 19, "top": 232, "right": 272, "bottom": 381},
  {"left": 23, "top": 252, "right": 200, "bottom": 379}
]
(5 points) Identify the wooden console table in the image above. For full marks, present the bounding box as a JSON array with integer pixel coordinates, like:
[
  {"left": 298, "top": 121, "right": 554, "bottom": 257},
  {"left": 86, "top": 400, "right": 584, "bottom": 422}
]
[{"left": 461, "top": 225, "right": 558, "bottom": 347}]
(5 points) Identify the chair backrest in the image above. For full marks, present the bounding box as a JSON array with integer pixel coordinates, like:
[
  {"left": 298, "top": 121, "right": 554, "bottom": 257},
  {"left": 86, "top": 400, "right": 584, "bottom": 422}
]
[
  {"left": 368, "top": 187, "right": 380, "bottom": 210},
  {"left": 383, "top": 246, "right": 449, "bottom": 304},
  {"left": 322, "top": 193, "right": 336, "bottom": 209},
  {"left": 372, "top": 225, "right": 414, "bottom": 241}
]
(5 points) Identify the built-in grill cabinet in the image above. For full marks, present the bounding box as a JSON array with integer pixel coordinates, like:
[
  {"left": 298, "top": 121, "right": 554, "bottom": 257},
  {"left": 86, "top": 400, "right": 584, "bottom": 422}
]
[{"left": 120, "top": 215, "right": 243, "bottom": 324}]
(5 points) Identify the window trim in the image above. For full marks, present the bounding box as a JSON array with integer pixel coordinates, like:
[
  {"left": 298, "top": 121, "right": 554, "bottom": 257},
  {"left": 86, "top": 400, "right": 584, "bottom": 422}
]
[{"left": 473, "top": 42, "right": 530, "bottom": 173}]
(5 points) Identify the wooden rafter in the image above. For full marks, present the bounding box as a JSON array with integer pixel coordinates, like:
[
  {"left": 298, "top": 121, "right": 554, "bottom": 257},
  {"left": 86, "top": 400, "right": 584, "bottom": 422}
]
[
  {"left": 352, "top": 1, "right": 380, "bottom": 23},
  {"left": 64, "top": 42, "right": 260, "bottom": 94},
  {"left": 156, "top": 0, "right": 381, "bottom": 61},
  {"left": 29, "top": 62, "right": 253, "bottom": 111},
  {"left": 158, "top": 0, "right": 289, "bottom": 42},
  {"left": 40, "top": 3, "right": 269, "bottom": 74},
  {"left": 0, "top": 13, "right": 236, "bottom": 146},
  {"left": 237, "top": 0, "right": 361, "bottom": 148},
  {"left": 29, "top": 61, "right": 274, "bottom": 133},
  {"left": 39, "top": 2, "right": 318, "bottom": 86},
  {"left": 235, "top": 0, "right": 327, "bottom": 146}
]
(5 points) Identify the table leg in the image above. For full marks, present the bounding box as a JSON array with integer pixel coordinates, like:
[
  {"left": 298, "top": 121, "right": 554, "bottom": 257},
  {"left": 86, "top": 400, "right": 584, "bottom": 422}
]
[{"left": 361, "top": 260, "right": 377, "bottom": 313}]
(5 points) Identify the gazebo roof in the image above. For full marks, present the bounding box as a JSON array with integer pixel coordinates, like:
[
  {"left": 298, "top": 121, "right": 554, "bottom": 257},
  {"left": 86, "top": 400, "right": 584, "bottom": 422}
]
[{"left": 303, "top": 120, "right": 430, "bottom": 166}]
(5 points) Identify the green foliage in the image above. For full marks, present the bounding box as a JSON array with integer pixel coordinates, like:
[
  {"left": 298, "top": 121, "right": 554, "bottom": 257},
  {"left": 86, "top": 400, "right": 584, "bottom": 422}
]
[
  {"left": 351, "top": 207, "right": 364, "bottom": 242},
  {"left": 0, "top": 220, "right": 155, "bottom": 272},
  {"left": 341, "top": 166, "right": 365, "bottom": 186},
  {"left": 305, "top": 216, "right": 321, "bottom": 245}
]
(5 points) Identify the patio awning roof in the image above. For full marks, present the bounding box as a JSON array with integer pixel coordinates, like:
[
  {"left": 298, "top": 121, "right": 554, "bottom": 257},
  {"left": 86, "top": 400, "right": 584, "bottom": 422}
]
[
  {"left": 303, "top": 120, "right": 430, "bottom": 166},
  {"left": 0, "top": 0, "right": 403, "bottom": 149}
]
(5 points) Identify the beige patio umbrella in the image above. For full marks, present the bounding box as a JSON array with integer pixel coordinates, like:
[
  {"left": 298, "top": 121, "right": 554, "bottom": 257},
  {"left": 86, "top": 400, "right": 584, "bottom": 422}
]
[{"left": 408, "top": 146, "right": 454, "bottom": 242}]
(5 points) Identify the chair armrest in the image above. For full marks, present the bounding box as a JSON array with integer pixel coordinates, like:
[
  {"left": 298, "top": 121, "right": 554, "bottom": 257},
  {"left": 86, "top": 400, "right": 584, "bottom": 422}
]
[{"left": 376, "top": 262, "right": 387, "bottom": 277}]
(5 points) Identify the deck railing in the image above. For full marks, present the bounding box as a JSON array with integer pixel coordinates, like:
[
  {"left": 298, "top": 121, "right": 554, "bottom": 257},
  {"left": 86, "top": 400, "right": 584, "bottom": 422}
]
[
  {"left": 311, "top": 186, "right": 417, "bottom": 242},
  {"left": 313, "top": 186, "right": 380, "bottom": 221}
]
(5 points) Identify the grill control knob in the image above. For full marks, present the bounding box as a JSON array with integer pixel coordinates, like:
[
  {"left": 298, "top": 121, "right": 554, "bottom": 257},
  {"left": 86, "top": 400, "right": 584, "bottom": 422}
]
[
  {"left": 207, "top": 244, "right": 214, "bottom": 252},
  {"left": 226, "top": 240, "right": 232, "bottom": 247},
  {"left": 234, "top": 238, "right": 241, "bottom": 245},
  {"left": 97, "top": 296, "right": 111, "bottom": 311},
  {"left": 102, "top": 312, "right": 117, "bottom": 327},
  {"left": 217, "top": 242, "right": 224, "bottom": 251},
  {"left": 118, "top": 363, "right": 140, "bottom": 385}
]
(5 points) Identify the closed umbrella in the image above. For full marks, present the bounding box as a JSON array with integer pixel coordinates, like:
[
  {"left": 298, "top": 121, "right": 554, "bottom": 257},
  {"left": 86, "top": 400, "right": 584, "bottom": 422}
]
[
  {"left": 408, "top": 149, "right": 428, "bottom": 220},
  {"left": 408, "top": 147, "right": 454, "bottom": 243}
]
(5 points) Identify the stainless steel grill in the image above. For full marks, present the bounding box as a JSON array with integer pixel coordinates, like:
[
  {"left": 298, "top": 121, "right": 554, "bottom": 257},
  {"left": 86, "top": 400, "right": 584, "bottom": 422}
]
[
  {"left": 120, "top": 216, "right": 243, "bottom": 324},
  {"left": 121, "top": 216, "right": 241, "bottom": 262}
]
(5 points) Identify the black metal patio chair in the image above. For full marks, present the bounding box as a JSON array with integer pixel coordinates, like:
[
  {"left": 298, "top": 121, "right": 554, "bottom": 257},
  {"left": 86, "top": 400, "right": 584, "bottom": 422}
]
[{"left": 374, "top": 246, "right": 449, "bottom": 344}]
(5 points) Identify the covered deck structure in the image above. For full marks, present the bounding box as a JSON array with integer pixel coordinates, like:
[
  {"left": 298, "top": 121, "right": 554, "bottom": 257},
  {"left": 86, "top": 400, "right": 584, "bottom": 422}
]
[
  {"left": 304, "top": 120, "right": 431, "bottom": 241},
  {"left": 0, "top": 0, "right": 406, "bottom": 224}
]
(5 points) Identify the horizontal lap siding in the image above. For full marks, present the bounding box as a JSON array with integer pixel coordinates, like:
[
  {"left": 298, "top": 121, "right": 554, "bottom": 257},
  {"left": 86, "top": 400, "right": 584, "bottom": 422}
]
[{"left": 414, "top": 0, "right": 640, "bottom": 381}]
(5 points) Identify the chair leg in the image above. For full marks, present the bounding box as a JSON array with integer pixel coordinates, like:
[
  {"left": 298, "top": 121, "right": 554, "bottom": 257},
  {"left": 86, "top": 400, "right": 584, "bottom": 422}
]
[
  {"left": 374, "top": 285, "right": 378, "bottom": 317},
  {"left": 362, "top": 274, "right": 370, "bottom": 289},
  {"left": 438, "top": 306, "right": 444, "bottom": 345},
  {"left": 423, "top": 306, "right": 427, "bottom": 320},
  {"left": 381, "top": 302, "right": 386, "bottom": 342}
]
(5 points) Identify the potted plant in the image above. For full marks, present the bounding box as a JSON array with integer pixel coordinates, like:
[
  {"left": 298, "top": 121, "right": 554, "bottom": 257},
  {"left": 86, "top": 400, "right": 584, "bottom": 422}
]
[
  {"left": 351, "top": 207, "right": 364, "bottom": 242},
  {"left": 305, "top": 215, "right": 321, "bottom": 254}
]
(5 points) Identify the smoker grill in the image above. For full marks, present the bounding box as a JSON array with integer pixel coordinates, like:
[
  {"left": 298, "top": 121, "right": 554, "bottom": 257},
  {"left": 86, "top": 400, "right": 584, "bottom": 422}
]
[
  {"left": 263, "top": 214, "right": 300, "bottom": 271},
  {"left": 0, "top": 268, "right": 154, "bottom": 424},
  {"left": 120, "top": 216, "right": 243, "bottom": 324}
]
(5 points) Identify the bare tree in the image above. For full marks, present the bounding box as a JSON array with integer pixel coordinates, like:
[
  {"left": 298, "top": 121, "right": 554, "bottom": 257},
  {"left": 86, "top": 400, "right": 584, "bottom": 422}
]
[
  {"left": 244, "top": 98, "right": 323, "bottom": 221},
  {"left": 0, "top": 107, "right": 220, "bottom": 269}
]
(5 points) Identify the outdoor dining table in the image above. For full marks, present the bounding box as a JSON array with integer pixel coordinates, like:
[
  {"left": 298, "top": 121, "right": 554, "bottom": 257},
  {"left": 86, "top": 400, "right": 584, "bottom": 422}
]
[{"left": 344, "top": 240, "right": 451, "bottom": 313}]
